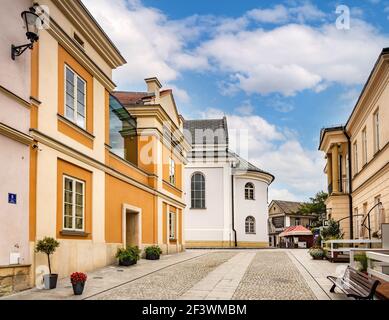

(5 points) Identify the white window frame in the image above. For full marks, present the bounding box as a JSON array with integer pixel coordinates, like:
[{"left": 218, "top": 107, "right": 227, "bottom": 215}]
[
  {"left": 373, "top": 109, "right": 380, "bottom": 153},
  {"left": 245, "top": 182, "right": 255, "bottom": 200},
  {"left": 362, "top": 127, "right": 367, "bottom": 165},
  {"left": 245, "top": 216, "right": 256, "bottom": 234},
  {"left": 63, "top": 175, "right": 85, "bottom": 232},
  {"left": 64, "top": 64, "right": 87, "bottom": 129},
  {"left": 169, "top": 158, "right": 176, "bottom": 185},
  {"left": 169, "top": 211, "right": 176, "bottom": 240},
  {"left": 191, "top": 172, "right": 206, "bottom": 209}
]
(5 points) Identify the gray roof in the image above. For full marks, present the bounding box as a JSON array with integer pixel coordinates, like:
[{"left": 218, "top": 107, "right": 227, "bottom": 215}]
[
  {"left": 229, "top": 151, "right": 274, "bottom": 181},
  {"left": 183, "top": 117, "right": 228, "bottom": 145},
  {"left": 271, "top": 200, "right": 304, "bottom": 214}
]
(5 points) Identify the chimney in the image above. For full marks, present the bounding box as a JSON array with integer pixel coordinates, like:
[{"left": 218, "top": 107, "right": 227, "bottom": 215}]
[{"left": 145, "top": 77, "right": 162, "bottom": 99}]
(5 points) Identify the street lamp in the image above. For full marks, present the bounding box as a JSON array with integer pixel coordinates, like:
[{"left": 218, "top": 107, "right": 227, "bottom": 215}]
[{"left": 11, "top": 7, "right": 43, "bottom": 60}]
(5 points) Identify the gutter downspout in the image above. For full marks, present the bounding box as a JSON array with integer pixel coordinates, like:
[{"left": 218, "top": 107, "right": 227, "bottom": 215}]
[
  {"left": 231, "top": 170, "right": 237, "bottom": 247},
  {"left": 344, "top": 128, "right": 354, "bottom": 239}
]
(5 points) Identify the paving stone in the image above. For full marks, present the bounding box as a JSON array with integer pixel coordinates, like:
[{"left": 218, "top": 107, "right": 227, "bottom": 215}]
[
  {"left": 232, "top": 251, "right": 316, "bottom": 300},
  {"left": 93, "top": 251, "right": 237, "bottom": 300}
]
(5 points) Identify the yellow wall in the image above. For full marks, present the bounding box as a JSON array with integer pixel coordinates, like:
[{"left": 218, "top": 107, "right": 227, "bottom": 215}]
[{"left": 105, "top": 174, "right": 156, "bottom": 244}]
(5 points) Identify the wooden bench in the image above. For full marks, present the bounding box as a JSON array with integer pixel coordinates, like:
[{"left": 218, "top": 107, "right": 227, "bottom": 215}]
[{"left": 327, "top": 266, "right": 380, "bottom": 300}]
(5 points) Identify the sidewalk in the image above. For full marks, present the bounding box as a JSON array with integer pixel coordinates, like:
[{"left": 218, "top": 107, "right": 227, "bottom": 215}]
[
  {"left": 287, "top": 249, "right": 349, "bottom": 300},
  {"left": 1, "top": 250, "right": 208, "bottom": 300}
]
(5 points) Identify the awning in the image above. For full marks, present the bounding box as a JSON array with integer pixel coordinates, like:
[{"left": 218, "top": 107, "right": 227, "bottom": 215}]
[{"left": 279, "top": 225, "right": 313, "bottom": 237}]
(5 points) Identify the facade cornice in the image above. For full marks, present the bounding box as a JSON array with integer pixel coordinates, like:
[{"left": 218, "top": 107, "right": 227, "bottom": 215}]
[
  {"left": 346, "top": 53, "right": 389, "bottom": 134},
  {"left": 234, "top": 171, "right": 274, "bottom": 185},
  {"left": 46, "top": 17, "right": 117, "bottom": 91},
  {"left": 0, "top": 85, "right": 31, "bottom": 109},
  {"left": 30, "top": 129, "right": 186, "bottom": 208},
  {"left": 0, "top": 122, "right": 33, "bottom": 146},
  {"left": 51, "top": 0, "right": 126, "bottom": 68}
]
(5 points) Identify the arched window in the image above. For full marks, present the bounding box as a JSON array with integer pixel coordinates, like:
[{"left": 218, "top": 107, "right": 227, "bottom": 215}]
[
  {"left": 245, "top": 182, "right": 255, "bottom": 200},
  {"left": 191, "top": 172, "right": 205, "bottom": 209},
  {"left": 245, "top": 216, "right": 256, "bottom": 234}
]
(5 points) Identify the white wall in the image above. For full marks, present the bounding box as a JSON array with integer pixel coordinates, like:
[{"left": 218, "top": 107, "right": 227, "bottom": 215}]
[
  {"left": 0, "top": 0, "right": 32, "bottom": 265},
  {"left": 0, "top": 136, "right": 30, "bottom": 265},
  {"left": 184, "top": 164, "right": 231, "bottom": 241},
  {"left": 234, "top": 176, "right": 269, "bottom": 243}
]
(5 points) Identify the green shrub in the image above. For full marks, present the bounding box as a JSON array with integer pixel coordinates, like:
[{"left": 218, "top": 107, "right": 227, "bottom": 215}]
[
  {"left": 354, "top": 253, "right": 368, "bottom": 272},
  {"left": 145, "top": 245, "right": 162, "bottom": 256},
  {"left": 116, "top": 246, "right": 141, "bottom": 262},
  {"left": 309, "top": 247, "right": 325, "bottom": 259},
  {"left": 35, "top": 237, "right": 60, "bottom": 274}
]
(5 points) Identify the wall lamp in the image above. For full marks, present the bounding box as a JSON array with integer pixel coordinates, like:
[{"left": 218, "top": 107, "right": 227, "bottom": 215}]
[{"left": 11, "top": 6, "right": 43, "bottom": 60}]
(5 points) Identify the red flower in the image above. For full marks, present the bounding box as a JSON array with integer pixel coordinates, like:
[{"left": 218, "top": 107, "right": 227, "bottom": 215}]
[{"left": 70, "top": 272, "right": 87, "bottom": 284}]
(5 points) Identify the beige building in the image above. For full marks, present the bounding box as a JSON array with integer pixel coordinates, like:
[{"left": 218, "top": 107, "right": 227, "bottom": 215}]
[
  {"left": 1, "top": 0, "right": 189, "bottom": 296},
  {"left": 319, "top": 48, "right": 389, "bottom": 239},
  {"left": 268, "top": 200, "right": 318, "bottom": 247}
]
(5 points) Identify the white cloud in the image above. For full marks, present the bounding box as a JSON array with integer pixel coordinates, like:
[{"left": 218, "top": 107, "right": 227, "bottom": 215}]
[
  {"left": 269, "top": 188, "right": 299, "bottom": 202},
  {"left": 82, "top": 0, "right": 205, "bottom": 90},
  {"left": 84, "top": 1, "right": 389, "bottom": 98},
  {"left": 247, "top": 5, "right": 289, "bottom": 24},
  {"left": 198, "top": 21, "right": 389, "bottom": 96}
]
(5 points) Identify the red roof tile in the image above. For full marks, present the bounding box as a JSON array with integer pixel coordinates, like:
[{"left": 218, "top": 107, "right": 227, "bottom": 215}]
[{"left": 112, "top": 91, "right": 153, "bottom": 105}]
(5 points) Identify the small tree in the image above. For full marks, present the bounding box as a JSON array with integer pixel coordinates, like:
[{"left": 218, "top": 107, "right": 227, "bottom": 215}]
[
  {"left": 321, "top": 218, "right": 344, "bottom": 240},
  {"left": 36, "top": 237, "right": 60, "bottom": 275}
]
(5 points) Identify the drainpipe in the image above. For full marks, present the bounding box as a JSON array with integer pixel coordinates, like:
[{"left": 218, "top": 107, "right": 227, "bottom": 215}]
[
  {"left": 343, "top": 128, "right": 354, "bottom": 240},
  {"left": 231, "top": 170, "right": 237, "bottom": 247}
]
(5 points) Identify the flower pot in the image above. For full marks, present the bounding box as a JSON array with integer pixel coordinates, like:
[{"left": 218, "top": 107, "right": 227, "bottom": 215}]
[
  {"left": 72, "top": 282, "right": 85, "bottom": 295},
  {"left": 119, "top": 258, "right": 136, "bottom": 266},
  {"left": 43, "top": 274, "right": 58, "bottom": 290},
  {"left": 146, "top": 253, "right": 160, "bottom": 260},
  {"left": 312, "top": 256, "right": 324, "bottom": 260}
]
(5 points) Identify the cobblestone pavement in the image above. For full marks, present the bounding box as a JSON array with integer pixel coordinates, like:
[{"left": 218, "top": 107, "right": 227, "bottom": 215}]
[
  {"left": 92, "top": 251, "right": 237, "bottom": 300},
  {"left": 232, "top": 251, "right": 316, "bottom": 300}
]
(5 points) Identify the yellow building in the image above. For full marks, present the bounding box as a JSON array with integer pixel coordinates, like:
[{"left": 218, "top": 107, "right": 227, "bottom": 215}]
[
  {"left": 27, "top": 0, "right": 188, "bottom": 285},
  {"left": 319, "top": 48, "right": 389, "bottom": 239}
]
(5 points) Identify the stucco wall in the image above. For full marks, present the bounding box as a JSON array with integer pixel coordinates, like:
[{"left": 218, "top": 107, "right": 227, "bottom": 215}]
[
  {"left": 184, "top": 165, "right": 229, "bottom": 241},
  {"left": 234, "top": 176, "right": 269, "bottom": 244},
  {"left": 0, "top": 136, "right": 30, "bottom": 265},
  {"left": 0, "top": 0, "right": 32, "bottom": 266}
]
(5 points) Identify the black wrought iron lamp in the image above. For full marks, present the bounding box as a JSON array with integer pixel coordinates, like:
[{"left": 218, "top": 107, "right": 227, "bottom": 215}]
[{"left": 11, "top": 7, "right": 43, "bottom": 60}]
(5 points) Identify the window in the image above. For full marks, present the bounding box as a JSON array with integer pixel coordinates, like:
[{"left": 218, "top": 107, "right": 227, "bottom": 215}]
[
  {"left": 191, "top": 173, "right": 205, "bottom": 209},
  {"left": 63, "top": 176, "right": 85, "bottom": 231},
  {"left": 169, "top": 212, "right": 176, "bottom": 240},
  {"left": 353, "top": 141, "right": 358, "bottom": 175},
  {"left": 245, "top": 216, "right": 256, "bottom": 234},
  {"left": 375, "top": 196, "right": 382, "bottom": 231},
  {"left": 169, "top": 158, "right": 175, "bottom": 185},
  {"left": 245, "top": 182, "right": 255, "bottom": 200},
  {"left": 374, "top": 109, "right": 380, "bottom": 153},
  {"left": 362, "top": 127, "right": 367, "bottom": 165},
  {"left": 65, "top": 65, "right": 86, "bottom": 129},
  {"left": 295, "top": 218, "right": 301, "bottom": 226},
  {"left": 354, "top": 208, "right": 360, "bottom": 239}
]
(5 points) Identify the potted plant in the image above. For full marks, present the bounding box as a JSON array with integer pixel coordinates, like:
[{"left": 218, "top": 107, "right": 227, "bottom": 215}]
[
  {"left": 145, "top": 245, "right": 162, "bottom": 260},
  {"left": 70, "top": 272, "right": 87, "bottom": 295},
  {"left": 35, "top": 237, "right": 60, "bottom": 289},
  {"left": 116, "top": 246, "right": 141, "bottom": 266},
  {"left": 309, "top": 246, "right": 325, "bottom": 260}
]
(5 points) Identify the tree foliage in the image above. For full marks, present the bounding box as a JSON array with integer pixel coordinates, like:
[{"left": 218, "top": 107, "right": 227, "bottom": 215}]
[{"left": 299, "top": 191, "right": 328, "bottom": 215}]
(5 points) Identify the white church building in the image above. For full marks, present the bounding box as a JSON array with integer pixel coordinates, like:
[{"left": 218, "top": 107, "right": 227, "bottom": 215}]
[{"left": 183, "top": 117, "right": 274, "bottom": 248}]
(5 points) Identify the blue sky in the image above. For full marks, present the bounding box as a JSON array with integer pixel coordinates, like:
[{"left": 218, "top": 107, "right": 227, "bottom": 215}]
[{"left": 84, "top": 0, "right": 389, "bottom": 201}]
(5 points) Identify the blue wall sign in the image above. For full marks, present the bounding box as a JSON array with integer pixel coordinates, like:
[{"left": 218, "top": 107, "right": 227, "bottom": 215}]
[{"left": 8, "top": 193, "right": 17, "bottom": 204}]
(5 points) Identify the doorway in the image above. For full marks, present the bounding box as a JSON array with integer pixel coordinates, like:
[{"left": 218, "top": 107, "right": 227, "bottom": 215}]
[{"left": 122, "top": 204, "right": 142, "bottom": 248}]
